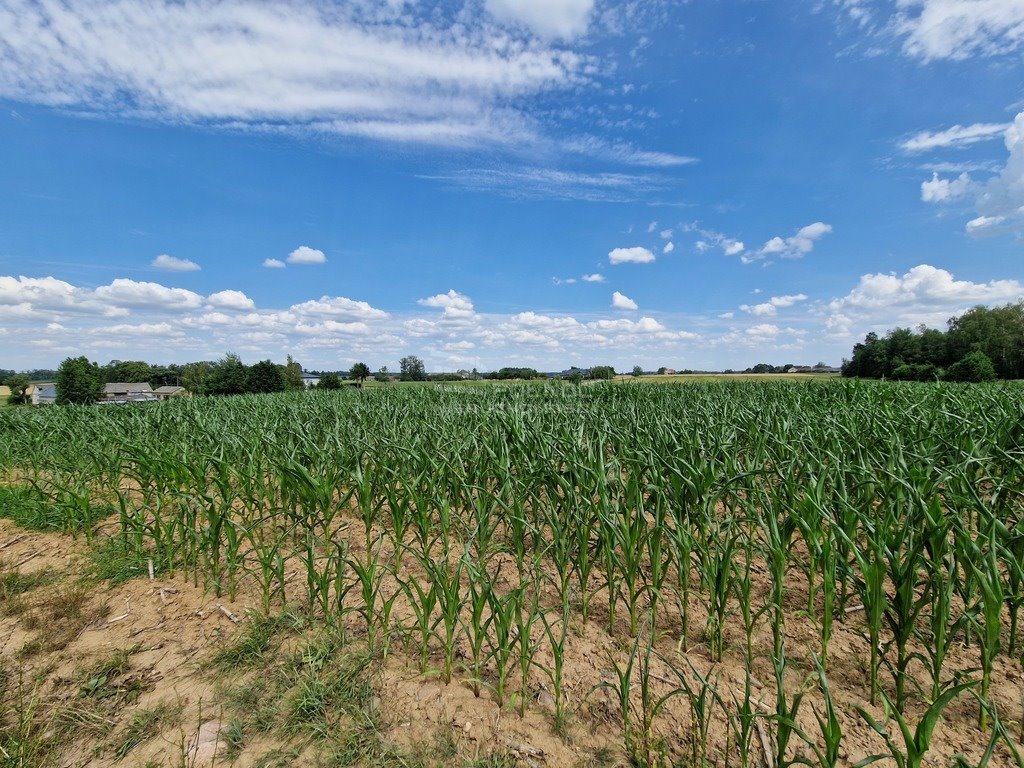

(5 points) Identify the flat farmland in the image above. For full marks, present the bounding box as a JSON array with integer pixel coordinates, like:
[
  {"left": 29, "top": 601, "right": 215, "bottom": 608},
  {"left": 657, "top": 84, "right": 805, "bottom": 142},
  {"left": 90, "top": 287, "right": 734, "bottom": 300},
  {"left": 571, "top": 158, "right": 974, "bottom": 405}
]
[{"left": 1, "top": 380, "right": 1023, "bottom": 767}]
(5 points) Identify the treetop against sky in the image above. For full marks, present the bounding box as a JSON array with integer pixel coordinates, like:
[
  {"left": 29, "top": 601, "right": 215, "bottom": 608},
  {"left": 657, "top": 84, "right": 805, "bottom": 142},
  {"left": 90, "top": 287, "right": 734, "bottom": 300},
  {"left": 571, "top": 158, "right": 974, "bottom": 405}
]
[{"left": 0, "top": 0, "right": 1022, "bottom": 372}]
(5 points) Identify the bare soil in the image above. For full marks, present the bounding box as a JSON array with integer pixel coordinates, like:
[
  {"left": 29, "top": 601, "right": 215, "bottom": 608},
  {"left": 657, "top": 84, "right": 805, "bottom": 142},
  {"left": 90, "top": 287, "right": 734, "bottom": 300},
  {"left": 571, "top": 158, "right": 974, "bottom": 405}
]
[{"left": 1, "top": 516, "right": 1022, "bottom": 767}]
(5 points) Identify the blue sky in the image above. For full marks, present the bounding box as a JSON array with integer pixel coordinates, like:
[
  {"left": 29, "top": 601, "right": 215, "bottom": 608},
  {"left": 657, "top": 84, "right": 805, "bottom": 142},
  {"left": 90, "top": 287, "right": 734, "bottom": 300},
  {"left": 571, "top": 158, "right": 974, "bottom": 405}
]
[{"left": 1, "top": 0, "right": 1023, "bottom": 372}]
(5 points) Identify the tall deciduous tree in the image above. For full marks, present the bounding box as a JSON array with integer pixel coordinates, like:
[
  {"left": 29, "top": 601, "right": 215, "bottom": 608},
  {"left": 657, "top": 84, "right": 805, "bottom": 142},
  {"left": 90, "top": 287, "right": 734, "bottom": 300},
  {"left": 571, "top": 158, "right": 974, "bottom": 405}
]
[
  {"left": 207, "top": 353, "right": 248, "bottom": 396},
  {"left": 282, "top": 355, "right": 304, "bottom": 390},
  {"left": 247, "top": 360, "right": 286, "bottom": 393},
  {"left": 6, "top": 374, "right": 30, "bottom": 405},
  {"left": 349, "top": 362, "right": 370, "bottom": 387},
  {"left": 56, "top": 356, "right": 103, "bottom": 405},
  {"left": 399, "top": 355, "right": 426, "bottom": 382}
]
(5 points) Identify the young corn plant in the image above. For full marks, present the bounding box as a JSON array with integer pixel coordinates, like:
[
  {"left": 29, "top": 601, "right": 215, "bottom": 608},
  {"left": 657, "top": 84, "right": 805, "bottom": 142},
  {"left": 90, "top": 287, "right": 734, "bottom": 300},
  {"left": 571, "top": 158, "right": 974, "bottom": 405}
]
[{"left": 854, "top": 680, "right": 974, "bottom": 768}]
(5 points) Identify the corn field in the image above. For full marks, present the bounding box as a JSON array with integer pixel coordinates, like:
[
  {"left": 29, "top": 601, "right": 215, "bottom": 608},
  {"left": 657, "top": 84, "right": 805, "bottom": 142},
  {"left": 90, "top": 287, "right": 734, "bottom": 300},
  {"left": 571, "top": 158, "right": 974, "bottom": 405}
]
[{"left": 2, "top": 380, "right": 1024, "bottom": 766}]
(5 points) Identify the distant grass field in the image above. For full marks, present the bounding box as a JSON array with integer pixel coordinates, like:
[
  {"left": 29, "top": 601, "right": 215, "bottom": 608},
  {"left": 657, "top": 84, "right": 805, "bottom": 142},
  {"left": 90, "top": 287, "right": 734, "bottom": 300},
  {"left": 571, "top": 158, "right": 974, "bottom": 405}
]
[{"left": 612, "top": 372, "right": 839, "bottom": 383}]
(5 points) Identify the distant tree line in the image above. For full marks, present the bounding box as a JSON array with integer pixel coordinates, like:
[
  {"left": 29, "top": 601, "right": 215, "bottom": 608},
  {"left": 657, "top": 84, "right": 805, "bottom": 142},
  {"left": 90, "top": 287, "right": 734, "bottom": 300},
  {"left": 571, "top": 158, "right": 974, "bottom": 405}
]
[{"left": 842, "top": 303, "right": 1024, "bottom": 382}]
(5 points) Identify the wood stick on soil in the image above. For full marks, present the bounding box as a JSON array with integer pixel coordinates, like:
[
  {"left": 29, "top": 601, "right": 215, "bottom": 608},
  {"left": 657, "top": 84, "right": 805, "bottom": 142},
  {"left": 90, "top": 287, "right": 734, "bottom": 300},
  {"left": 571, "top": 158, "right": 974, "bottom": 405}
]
[
  {"left": 0, "top": 534, "right": 27, "bottom": 550},
  {"left": 217, "top": 604, "right": 240, "bottom": 623}
]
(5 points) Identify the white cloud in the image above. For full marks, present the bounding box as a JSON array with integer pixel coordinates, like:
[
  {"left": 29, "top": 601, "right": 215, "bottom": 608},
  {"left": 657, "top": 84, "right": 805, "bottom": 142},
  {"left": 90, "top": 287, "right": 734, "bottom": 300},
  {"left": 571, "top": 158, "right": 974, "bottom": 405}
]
[
  {"left": 290, "top": 296, "right": 388, "bottom": 320},
  {"left": 745, "top": 222, "right": 832, "bottom": 263},
  {"left": 485, "top": 0, "right": 594, "bottom": 39},
  {"left": 287, "top": 246, "right": 327, "bottom": 265},
  {"left": 663, "top": 241, "right": 675, "bottom": 254},
  {"left": 428, "top": 167, "right": 665, "bottom": 203},
  {"left": 0, "top": 0, "right": 587, "bottom": 149},
  {"left": 152, "top": 254, "right": 200, "bottom": 272},
  {"left": 94, "top": 279, "right": 205, "bottom": 311},
  {"left": 611, "top": 291, "right": 638, "bottom": 311},
  {"left": 207, "top": 289, "right": 256, "bottom": 311},
  {"left": 688, "top": 227, "right": 745, "bottom": 257},
  {"left": 609, "top": 246, "right": 656, "bottom": 264},
  {"left": 825, "top": 264, "right": 1024, "bottom": 337},
  {"left": 659, "top": 229, "right": 673, "bottom": 239},
  {"left": 926, "top": 113, "right": 1024, "bottom": 236},
  {"left": 970, "top": 112, "right": 1024, "bottom": 235},
  {"left": 561, "top": 137, "right": 698, "bottom": 168},
  {"left": 647, "top": 222, "right": 658, "bottom": 233},
  {"left": 741, "top": 293, "right": 808, "bottom": 317},
  {"left": 418, "top": 289, "right": 475, "bottom": 319},
  {"left": 746, "top": 324, "right": 780, "bottom": 339},
  {"left": 896, "top": 0, "right": 1024, "bottom": 60},
  {"left": 966, "top": 215, "right": 1006, "bottom": 233},
  {"left": 582, "top": 273, "right": 606, "bottom": 283},
  {"left": 901, "top": 122, "right": 1011, "bottom": 152},
  {"left": 921, "top": 172, "right": 973, "bottom": 202},
  {"left": 263, "top": 258, "right": 286, "bottom": 269}
]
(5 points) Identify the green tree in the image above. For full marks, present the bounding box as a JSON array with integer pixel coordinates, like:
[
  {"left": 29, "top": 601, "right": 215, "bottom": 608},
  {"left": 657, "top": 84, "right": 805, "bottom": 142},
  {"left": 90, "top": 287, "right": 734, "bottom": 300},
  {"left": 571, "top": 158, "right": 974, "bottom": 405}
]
[
  {"left": 181, "top": 362, "right": 213, "bottom": 396},
  {"left": 631, "top": 365, "right": 644, "bottom": 377},
  {"left": 945, "top": 351, "right": 997, "bottom": 383},
  {"left": 102, "top": 360, "right": 154, "bottom": 385},
  {"left": 6, "top": 374, "right": 30, "bottom": 405},
  {"left": 374, "top": 366, "right": 390, "bottom": 383},
  {"left": 349, "top": 362, "right": 371, "bottom": 387},
  {"left": 400, "top": 355, "right": 427, "bottom": 382},
  {"left": 318, "top": 372, "right": 343, "bottom": 390},
  {"left": 56, "top": 356, "right": 103, "bottom": 405},
  {"left": 207, "top": 353, "right": 248, "bottom": 396},
  {"left": 590, "top": 365, "right": 615, "bottom": 380},
  {"left": 282, "top": 355, "right": 304, "bottom": 390},
  {"left": 247, "top": 360, "right": 286, "bottom": 393}
]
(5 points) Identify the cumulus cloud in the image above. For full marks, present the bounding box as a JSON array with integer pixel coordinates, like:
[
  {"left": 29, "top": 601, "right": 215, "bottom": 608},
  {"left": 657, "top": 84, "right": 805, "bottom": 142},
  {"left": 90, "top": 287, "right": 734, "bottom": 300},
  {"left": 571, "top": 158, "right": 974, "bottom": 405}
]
[
  {"left": 263, "top": 258, "right": 286, "bottom": 269},
  {"left": 690, "top": 227, "right": 745, "bottom": 258},
  {"left": 825, "top": 264, "right": 1024, "bottom": 338},
  {"left": 744, "top": 222, "right": 832, "bottom": 263},
  {"left": 152, "top": 254, "right": 200, "bottom": 272},
  {"left": 609, "top": 246, "right": 656, "bottom": 265},
  {"left": 0, "top": 0, "right": 588, "bottom": 148},
  {"left": 896, "top": 0, "right": 1024, "bottom": 60},
  {"left": 741, "top": 293, "right": 808, "bottom": 317},
  {"left": 921, "top": 172, "right": 973, "bottom": 202},
  {"left": 207, "top": 289, "right": 256, "bottom": 311},
  {"left": 582, "top": 273, "right": 606, "bottom": 283},
  {"left": 291, "top": 296, "right": 388, "bottom": 320},
  {"left": 485, "top": 0, "right": 594, "bottom": 39},
  {"left": 611, "top": 291, "right": 638, "bottom": 311},
  {"left": 922, "top": 113, "right": 1024, "bottom": 236},
  {"left": 418, "top": 289, "right": 475, "bottom": 319},
  {"left": 94, "top": 279, "right": 205, "bottom": 311},
  {"left": 970, "top": 112, "right": 1024, "bottom": 235},
  {"left": 287, "top": 246, "right": 327, "bottom": 265},
  {"left": 901, "top": 122, "right": 1011, "bottom": 152},
  {"left": 663, "top": 242, "right": 675, "bottom": 254}
]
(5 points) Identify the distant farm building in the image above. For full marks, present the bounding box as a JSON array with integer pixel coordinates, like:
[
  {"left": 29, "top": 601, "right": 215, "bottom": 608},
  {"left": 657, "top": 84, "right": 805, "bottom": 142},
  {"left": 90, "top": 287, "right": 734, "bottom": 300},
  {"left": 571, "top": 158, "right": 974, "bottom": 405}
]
[
  {"left": 31, "top": 384, "right": 57, "bottom": 405},
  {"left": 784, "top": 365, "right": 841, "bottom": 374},
  {"left": 103, "top": 382, "right": 156, "bottom": 403},
  {"left": 302, "top": 373, "right": 321, "bottom": 388},
  {"left": 154, "top": 386, "right": 188, "bottom": 400}
]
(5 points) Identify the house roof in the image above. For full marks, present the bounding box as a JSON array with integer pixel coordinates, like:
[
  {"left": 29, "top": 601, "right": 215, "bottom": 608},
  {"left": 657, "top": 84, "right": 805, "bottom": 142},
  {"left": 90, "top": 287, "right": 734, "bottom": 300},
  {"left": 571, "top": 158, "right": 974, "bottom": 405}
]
[
  {"left": 154, "top": 385, "right": 185, "bottom": 394},
  {"left": 104, "top": 382, "right": 153, "bottom": 393},
  {"left": 38, "top": 385, "right": 57, "bottom": 397}
]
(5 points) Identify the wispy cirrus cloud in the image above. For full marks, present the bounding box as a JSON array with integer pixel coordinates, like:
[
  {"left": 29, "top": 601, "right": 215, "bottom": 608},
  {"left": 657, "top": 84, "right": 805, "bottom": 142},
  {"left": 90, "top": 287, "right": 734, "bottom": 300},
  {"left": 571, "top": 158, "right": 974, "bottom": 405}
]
[
  {"left": 900, "top": 122, "right": 1012, "bottom": 153},
  {"left": 0, "top": 0, "right": 586, "bottom": 148},
  {"left": 895, "top": 0, "right": 1024, "bottom": 61}
]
